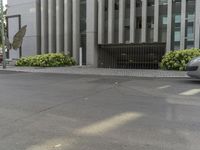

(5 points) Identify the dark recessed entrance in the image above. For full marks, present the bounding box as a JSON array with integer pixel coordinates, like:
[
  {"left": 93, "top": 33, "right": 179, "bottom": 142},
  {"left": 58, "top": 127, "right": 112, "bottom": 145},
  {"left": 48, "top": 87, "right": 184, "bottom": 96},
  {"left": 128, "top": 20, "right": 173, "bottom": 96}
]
[{"left": 98, "top": 43, "right": 166, "bottom": 69}]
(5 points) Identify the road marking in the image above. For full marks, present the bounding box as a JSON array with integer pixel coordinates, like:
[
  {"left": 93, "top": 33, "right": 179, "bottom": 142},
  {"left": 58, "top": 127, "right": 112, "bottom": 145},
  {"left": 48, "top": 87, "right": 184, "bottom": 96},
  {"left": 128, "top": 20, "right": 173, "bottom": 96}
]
[
  {"left": 54, "top": 144, "right": 62, "bottom": 148},
  {"left": 27, "top": 138, "right": 75, "bottom": 150},
  {"left": 26, "top": 112, "right": 143, "bottom": 149},
  {"left": 157, "top": 85, "right": 171, "bottom": 89},
  {"left": 180, "top": 89, "right": 200, "bottom": 96},
  {"left": 75, "top": 112, "right": 143, "bottom": 135}
]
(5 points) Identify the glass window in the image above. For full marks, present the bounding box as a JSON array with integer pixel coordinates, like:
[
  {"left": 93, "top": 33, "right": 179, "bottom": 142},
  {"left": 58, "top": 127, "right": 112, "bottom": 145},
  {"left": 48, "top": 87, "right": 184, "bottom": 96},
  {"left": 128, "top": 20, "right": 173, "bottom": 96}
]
[
  {"left": 148, "top": 0, "right": 154, "bottom": 6},
  {"left": 136, "top": 0, "right": 142, "bottom": 7},
  {"left": 188, "top": 14, "right": 195, "bottom": 22},
  {"left": 162, "top": 17, "right": 167, "bottom": 25},
  {"left": 159, "top": 0, "right": 168, "bottom": 5},
  {"left": 158, "top": 1, "right": 168, "bottom": 42},
  {"left": 174, "top": 31, "right": 180, "bottom": 42},
  {"left": 186, "top": 0, "right": 195, "bottom": 48},
  {"left": 80, "top": 0, "right": 86, "bottom": 33},
  {"left": 187, "top": 26, "right": 194, "bottom": 41},
  {"left": 175, "top": 15, "right": 181, "bottom": 23}
]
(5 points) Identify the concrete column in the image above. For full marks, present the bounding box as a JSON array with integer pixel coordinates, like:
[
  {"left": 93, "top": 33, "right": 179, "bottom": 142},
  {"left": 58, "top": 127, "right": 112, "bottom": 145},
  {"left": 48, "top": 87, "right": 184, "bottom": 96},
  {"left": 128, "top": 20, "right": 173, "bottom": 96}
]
[
  {"left": 118, "top": 0, "right": 125, "bottom": 43},
  {"left": 108, "top": 0, "right": 115, "bottom": 43},
  {"left": 36, "top": 0, "right": 41, "bottom": 54},
  {"left": 154, "top": 0, "right": 159, "bottom": 42},
  {"left": 195, "top": 0, "right": 200, "bottom": 48},
  {"left": 64, "top": 0, "right": 72, "bottom": 55},
  {"left": 98, "top": 0, "right": 105, "bottom": 44},
  {"left": 87, "top": 0, "right": 98, "bottom": 66},
  {"left": 130, "top": 0, "right": 136, "bottom": 43},
  {"left": 48, "top": 0, "right": 56, "bottom": 53},
  {"left": 166, "top": 0, "right": 173, "bottom": 51},
  {"left": 180, "top": 0, "right": 186, "bottom": 50},
  {"left": 41, "top": 0, "right": 48, "bottom": 54},
  {"left": 141, "top": 0, "right": 147, "bottom": 43},
  {"left": 56, "top": 0, "right": 64, "bottom": 53},
  {"left": 72, "top": 0, "right": 80, "bottom": 63}
]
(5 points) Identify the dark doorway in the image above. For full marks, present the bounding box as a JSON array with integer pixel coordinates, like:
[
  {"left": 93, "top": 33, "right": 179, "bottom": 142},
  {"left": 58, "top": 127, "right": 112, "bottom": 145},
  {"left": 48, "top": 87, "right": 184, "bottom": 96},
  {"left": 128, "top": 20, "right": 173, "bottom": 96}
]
[{"left": 98, "top": 43, "right": 166, "bottom": 69}]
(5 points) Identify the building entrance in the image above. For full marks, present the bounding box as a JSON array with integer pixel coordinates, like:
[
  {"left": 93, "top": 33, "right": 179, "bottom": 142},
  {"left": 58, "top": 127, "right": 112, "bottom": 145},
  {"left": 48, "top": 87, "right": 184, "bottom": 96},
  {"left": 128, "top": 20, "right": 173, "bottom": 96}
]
[{"left": 98, "top": 43, "right": 166, "bottom": 69}]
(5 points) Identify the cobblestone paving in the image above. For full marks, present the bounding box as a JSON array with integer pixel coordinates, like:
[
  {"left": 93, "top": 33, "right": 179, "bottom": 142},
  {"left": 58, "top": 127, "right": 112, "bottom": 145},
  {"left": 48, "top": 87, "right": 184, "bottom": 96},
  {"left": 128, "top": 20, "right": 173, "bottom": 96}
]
[{"left": 0, "top": 66, "right": 188, "bottom": 78}]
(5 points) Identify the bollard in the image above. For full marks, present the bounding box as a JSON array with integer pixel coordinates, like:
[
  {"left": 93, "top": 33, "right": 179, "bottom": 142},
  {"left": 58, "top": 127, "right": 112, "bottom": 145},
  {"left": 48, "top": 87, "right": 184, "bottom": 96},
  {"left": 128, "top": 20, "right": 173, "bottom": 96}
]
[{"left": 79, "top": 47, "right": 82, "bottom": 67}]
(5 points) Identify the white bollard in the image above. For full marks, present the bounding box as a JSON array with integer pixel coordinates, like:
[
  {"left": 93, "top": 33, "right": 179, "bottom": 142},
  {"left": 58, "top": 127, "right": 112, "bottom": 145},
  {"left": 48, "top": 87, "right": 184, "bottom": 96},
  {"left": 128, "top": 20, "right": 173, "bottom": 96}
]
[{"left": 79, "top": 47, "right": 82, "bottom": 67}]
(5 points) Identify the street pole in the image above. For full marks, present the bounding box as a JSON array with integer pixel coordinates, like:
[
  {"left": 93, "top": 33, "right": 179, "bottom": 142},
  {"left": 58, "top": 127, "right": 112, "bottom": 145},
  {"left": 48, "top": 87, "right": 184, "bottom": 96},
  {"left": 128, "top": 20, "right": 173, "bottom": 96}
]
[{"left": 0, "top": 0, "right": 6, "bottom": 69}]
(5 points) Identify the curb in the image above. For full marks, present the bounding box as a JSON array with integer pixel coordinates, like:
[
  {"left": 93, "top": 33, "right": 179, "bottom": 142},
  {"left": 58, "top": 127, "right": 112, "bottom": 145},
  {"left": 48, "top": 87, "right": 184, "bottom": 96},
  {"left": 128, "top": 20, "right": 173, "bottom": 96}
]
[{"left": 0, "top": 67, "right": 189, "bottom": 78}]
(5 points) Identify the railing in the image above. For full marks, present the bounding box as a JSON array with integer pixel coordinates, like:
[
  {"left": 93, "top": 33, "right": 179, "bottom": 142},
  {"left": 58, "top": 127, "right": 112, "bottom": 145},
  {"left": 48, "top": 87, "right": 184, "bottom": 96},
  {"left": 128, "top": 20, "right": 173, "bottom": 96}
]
[{"left": 98, "top": 43, "right": 166, "bottom": 69}]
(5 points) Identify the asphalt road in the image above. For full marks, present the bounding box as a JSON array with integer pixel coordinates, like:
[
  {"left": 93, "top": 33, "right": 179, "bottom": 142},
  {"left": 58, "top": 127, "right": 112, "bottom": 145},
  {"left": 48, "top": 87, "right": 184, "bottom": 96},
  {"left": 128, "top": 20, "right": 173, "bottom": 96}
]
[{"left": 0, "top": 70, "right": 200, "bottom": 150}]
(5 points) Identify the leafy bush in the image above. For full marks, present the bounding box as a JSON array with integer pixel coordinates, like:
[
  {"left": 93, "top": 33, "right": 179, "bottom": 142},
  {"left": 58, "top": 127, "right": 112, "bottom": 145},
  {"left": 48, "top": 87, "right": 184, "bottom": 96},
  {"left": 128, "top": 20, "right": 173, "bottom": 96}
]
[
  {"left": 161, "top": 48, "right": 200, "bottom": 71},
  {"left": 16, "top": 53, "right": 76, "bottom": 67}
]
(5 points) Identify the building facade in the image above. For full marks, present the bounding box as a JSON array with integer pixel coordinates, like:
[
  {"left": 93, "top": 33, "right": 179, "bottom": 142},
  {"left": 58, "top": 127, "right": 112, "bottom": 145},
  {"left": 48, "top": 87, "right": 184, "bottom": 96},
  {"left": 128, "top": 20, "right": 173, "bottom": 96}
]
[{"left": 7, "top": 0, "right": 200, "bottom": 67}]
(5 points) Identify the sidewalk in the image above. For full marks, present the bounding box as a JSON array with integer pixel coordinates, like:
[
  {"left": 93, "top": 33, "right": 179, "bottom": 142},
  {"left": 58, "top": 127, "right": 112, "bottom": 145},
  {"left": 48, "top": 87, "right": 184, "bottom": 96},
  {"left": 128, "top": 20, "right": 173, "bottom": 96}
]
[{"left": 0, "top": 66, "right": 188, "bottom": 78}]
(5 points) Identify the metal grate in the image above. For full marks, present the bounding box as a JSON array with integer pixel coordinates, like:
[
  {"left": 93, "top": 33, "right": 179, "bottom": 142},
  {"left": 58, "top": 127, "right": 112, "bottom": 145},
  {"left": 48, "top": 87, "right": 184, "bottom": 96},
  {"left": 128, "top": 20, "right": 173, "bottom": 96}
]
[{"left": 98, "top": 43, "right": 166, "bottom": 69}]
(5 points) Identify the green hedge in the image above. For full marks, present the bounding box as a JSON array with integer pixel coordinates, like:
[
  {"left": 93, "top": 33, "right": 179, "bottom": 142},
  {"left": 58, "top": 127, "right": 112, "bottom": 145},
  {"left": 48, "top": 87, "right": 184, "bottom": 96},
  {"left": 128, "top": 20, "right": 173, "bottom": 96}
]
[
  {"left": 161, "top": 48, "right": 200, "bottom": 71},
  {"left": 16, "top": 53, "right": 76, "bottom": 67}
]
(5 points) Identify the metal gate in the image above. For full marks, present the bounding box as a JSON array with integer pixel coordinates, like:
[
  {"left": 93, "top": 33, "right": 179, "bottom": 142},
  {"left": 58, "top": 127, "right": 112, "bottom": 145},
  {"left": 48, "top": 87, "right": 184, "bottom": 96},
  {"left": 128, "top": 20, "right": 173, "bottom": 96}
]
[{"left": 98, "top": 43, "right": 166, "bottom": 69}]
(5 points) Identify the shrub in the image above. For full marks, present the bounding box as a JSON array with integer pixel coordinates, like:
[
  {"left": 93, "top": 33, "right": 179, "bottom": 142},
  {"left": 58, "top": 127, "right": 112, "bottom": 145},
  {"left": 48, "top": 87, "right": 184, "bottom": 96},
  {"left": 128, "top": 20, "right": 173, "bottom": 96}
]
[
  {"left": 16, "top": 53, "right": 76, "bottom": 67},
  {"left": 161, "top": 48, "right": 200, "bottom": 71}
]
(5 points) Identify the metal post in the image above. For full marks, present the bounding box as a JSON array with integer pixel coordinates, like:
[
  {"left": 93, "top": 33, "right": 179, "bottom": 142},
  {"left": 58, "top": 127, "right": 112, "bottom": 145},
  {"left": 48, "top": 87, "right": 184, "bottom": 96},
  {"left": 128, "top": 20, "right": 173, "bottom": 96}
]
[
  {"left": 79, "top": 47, "right": 82, "bottom": 67},
  {"left": 0, "top": 0, "right": 6, "bottom": 69}
]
